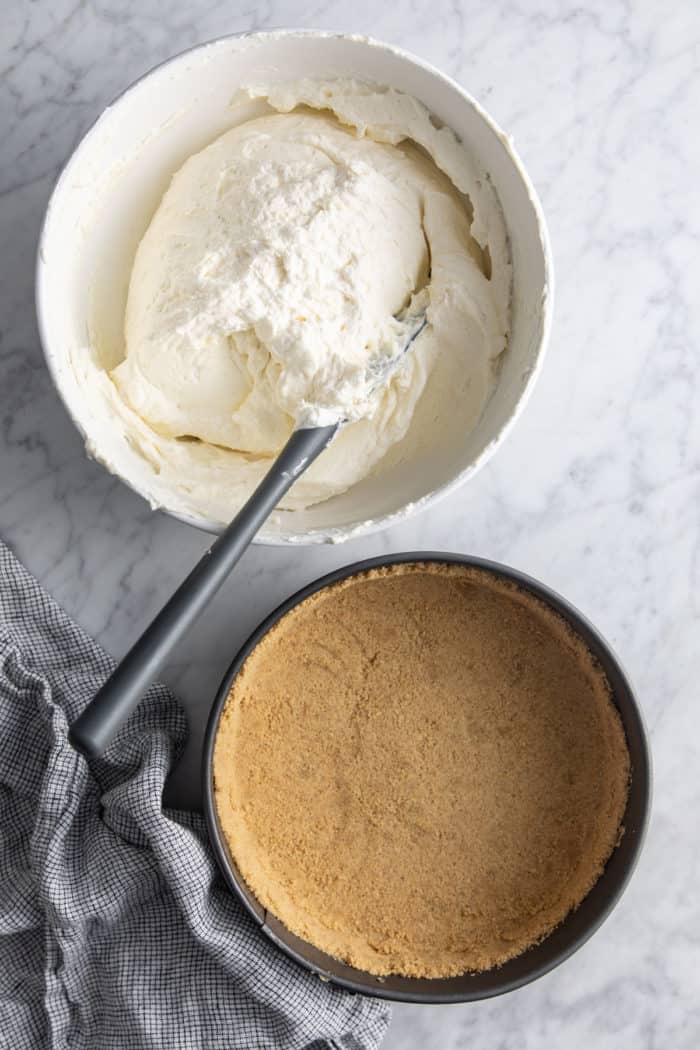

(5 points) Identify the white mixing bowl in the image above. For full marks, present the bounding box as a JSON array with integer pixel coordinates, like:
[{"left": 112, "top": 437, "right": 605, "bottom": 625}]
[{"left": 36, "top": 30, "right": 552, "bottom": 544}]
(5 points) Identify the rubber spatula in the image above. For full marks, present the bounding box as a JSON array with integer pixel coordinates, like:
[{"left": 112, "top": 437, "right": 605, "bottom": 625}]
[{"left": 69, "top": 309, "right": 427, "bottom": 757}]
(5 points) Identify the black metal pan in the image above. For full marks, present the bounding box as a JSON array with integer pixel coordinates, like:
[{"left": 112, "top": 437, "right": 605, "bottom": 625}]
[{"left": 202, "top": 552, "right": 651, "bottom": 1004}]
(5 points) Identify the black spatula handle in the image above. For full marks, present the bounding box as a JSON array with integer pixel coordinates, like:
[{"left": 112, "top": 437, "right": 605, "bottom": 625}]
[{"left": 68, "top": 424, "right": 338, "bottom": 758}]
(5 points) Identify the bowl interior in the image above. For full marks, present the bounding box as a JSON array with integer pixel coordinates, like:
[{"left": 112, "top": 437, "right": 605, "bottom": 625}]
[
  {"left": 38, "top": 32, "right": 550, "bottom": 541},
  {"left": 203, "top": 553, "right": 650, "bottom": 1003}
]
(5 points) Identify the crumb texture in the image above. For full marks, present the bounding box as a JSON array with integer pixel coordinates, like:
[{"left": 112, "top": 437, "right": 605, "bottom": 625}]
[{"left": 213, "top": 563, "right": 630, "bottom": 977}]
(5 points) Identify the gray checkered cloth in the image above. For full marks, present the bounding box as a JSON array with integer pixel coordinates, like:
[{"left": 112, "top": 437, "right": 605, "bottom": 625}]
[{"left": 0, "top": 539, "right": 390, "bottom": 1050}]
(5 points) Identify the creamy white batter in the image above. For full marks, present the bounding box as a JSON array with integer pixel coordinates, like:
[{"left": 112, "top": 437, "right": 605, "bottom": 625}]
[{"left": 86, "top": 80, "right": 511, "bottom": 520}]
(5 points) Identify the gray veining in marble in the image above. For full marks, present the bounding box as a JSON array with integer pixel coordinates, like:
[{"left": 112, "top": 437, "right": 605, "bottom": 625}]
[{"left": 2, "top": 1, "right": 699, "bottom": 1046}]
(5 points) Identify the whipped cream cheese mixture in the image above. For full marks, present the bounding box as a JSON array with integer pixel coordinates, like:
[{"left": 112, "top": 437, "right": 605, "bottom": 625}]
[{"left": 84, "top": 80, "right": 511, "bottom": 522}]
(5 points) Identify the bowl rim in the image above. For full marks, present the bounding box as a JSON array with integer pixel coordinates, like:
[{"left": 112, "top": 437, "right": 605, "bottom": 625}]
[
  {"left": 35, "top": 28, "right": 554, "bottom": 545},
  {"left": 202, "top": 551, "right": 651, "bottom": 1003}
]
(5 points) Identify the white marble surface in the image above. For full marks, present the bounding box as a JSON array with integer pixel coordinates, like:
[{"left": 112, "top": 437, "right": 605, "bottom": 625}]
[{"left": 2, "top": 0, "right": 699, "bottom": 1046}]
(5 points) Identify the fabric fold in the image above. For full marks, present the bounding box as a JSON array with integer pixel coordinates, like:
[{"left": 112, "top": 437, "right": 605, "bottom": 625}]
[{"left": 0, "top": 539, "right": 390, "bottom": 1050}]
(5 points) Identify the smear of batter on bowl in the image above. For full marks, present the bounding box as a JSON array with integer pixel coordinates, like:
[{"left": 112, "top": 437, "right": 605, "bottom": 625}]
[{"left": 80, "top": 80, "right": 511, "bottom": 523}]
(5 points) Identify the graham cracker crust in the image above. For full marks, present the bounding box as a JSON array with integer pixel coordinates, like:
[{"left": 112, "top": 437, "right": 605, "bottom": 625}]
[{"left": 213, "top": 563, "right": 630, "bottom": 978}]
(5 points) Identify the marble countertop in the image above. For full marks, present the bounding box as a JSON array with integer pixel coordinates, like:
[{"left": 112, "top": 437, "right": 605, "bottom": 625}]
[{"left": 3, "top": 1, "right": 699, "bottom": 1046}]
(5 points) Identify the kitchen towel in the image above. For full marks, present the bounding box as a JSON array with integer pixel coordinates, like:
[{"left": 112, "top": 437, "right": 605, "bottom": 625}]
[{"left": 0, "top": 539, "right": 390, "bottom": 1050}]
